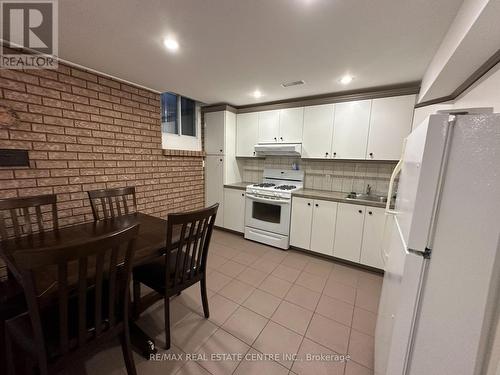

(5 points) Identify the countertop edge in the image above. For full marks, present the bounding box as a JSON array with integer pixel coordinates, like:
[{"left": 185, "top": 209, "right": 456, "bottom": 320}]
[
  {"left": 223, "top": 183, "right": 391, "bottom": 208},
  {"left": 292, "top": 189, "right": 389, "bottom": 209},
  {"left": 223, "top": 183, "right": 249, "bottom": 190}
]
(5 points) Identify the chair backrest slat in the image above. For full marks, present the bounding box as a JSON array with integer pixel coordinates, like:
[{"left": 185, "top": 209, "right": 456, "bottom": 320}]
[
  {"left": 165, "top": 204, "right": 218, "bottom": 290},
  {"left": 58, "top": 262, "right": 69, "bottom": 355},
  {"left": 78, "top": 256, "right": 88, "bottom": 347},
  {"left": 12, "top": 224, "right": 139, "bottom": 358},
  {"left": 94, "top": 252, "right": 104, "bottom": 336},
  {"left": 88, "top": 187, "right": 137, "bottom": 221}
]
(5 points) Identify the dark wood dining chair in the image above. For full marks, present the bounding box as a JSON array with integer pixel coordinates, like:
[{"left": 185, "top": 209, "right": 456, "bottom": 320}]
[
  {"left": 4, "top": 224, "right": 140, "bottom": 375},
  {"left": 0, "top": 194, "right": 59, "bottom": 280},
  {"left": 0, "top": 195, "right": 58, "bottom": 375},
  {"left": 132, "top": 204, "right": 219, "bottom": 349},
  {"left": 87, "top": 187, "right": 137, "bottom": 221}
]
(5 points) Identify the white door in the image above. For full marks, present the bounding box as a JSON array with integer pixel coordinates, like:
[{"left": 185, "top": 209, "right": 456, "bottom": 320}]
[
  {"left": 236, "top": 112, "right": 259, "bottom": 157},
  {"left": 223, "top": 188, "right": 246, "bottom": 233},
  {"left": 310, "top": 200, "right": 338, "bottom": 256},
  {"left": 366, "top": 95, "right": 415, "bottom": 160},
  {"left": 205, "top": 155, "right": 224, "bottom": 227},
  {"left": 289, "top": 197, "right": 313, "bottom": 249},
  {"left": 302, "top": 104, "right": 335, "bottom": 159},
  {"left": 258, "top": 110, "right": 280, "bottom": 143},
  {"left": 332, "top": 100, "right": 371, "bottom": 159},
  {"left": 375, "top": 215, "right": 424, "bottom": 375},
  {"left": 279, "top": 107, "right": 304, "bottom": 143},
  {"left": 360, "top": 206, "right": 386, "bottom": 269},
  {"left": 333, "top": 203, "right": 365, "bottom": 262},
  {"left": 204, "top": 111, "right": 225, "bottom": 155}
]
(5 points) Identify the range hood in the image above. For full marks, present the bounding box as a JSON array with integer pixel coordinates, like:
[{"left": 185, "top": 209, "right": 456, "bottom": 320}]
[{"left": 254, "top": 143, "right": 302, "bottom": 156}]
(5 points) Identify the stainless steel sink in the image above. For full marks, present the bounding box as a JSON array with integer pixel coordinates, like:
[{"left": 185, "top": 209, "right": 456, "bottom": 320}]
[{"left": 345, "top": 192, "right": 388, "bottom": 203}]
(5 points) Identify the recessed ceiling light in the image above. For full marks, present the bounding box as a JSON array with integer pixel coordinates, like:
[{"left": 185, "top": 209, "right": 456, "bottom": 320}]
[
  {"left": 252, "top": 90, "right": 262, "bottom": 99},
  {"left": 163, "top": 38, "right": 179, "bottom": 52},
  {"left": 339, "top": 75, "right": 354, "bottom": 85}
]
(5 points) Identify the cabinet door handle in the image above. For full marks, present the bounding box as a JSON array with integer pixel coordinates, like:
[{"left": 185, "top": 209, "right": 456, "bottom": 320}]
[
  {"left": 358, "top": 210, "right": 363, "bottom": 214},
  {"left": 325, "top": 152, "right": 329, "bottom": 157},
  {"left": 253, "top": 151, "right": 256, "bottom": 156},
  {"left": 280, "top": 137, "right": 283, "bottom": 141},
  {"left": 368, "top": 211, "right": 373, "bottom": 215},
  {"left": 220, "top": 149, "right": 223, "bottom": 153},
  {"left": 307, "top": 203, "right": 311, "bottom": 206},
  {"left": 315, "top": 203, "right": 319, "bottom": 207},
  {"left": 333, "top": 152, "right": 337, "bottom": 157},
  {"left": 219, "top": 159, "right": 223, "bottom": 162},
  {"left": 241, "top": 193, "right": 245, "bottom": 197},
  {"left": 274, "top": 137, "right": 277, "bottom": 141},
  {"left": 369, "top": 152, "right": 374, "bottom": 158}
]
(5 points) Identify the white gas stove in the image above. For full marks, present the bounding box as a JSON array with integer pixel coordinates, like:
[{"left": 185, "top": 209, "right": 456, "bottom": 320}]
[{"left": 244, "top": 169, "right": 304, "bottom": 249}]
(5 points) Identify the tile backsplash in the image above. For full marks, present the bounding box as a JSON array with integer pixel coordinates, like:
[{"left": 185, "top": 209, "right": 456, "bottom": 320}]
[{"left": 239, "top": 157, "right": 397, "bottom": 195}]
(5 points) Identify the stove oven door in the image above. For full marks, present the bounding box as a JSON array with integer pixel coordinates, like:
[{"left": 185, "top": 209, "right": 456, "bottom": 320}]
[{"left": 245, "top": 193, "right": 291, "bottom": 236}]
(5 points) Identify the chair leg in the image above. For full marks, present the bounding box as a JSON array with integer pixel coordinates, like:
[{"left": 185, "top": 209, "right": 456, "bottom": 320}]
[
  {"left": 5, "top": 329, "right": 14, "bottom": 375},
  {"left": 120, "top": 328, "right": 137, "bottom": 375},
  {"left": 164, "top": 295, "right": 171, "bottom": 350},
  {"left": 132, "top": 279, "right": 141, "bottom": 320},
  {"left": 200, "top": 277, "right": 210, "bottom": 319}
]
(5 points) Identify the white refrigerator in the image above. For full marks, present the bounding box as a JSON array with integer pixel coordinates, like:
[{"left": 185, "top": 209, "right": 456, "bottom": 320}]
[{"left": 375, "top": 113, "right": 500, "bottom": 375}]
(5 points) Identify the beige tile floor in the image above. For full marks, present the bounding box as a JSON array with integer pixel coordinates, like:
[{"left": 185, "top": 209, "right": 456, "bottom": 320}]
[{"left": 73, "top": 229, "right": 383, "bottom": 375}]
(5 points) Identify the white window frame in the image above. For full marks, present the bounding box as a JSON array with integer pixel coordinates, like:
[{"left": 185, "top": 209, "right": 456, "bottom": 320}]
[{"left": 161, "top": 97, "right": 202, "bottom": 152}]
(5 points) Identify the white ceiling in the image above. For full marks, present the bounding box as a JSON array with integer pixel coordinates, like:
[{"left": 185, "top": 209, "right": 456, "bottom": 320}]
[{"left": 59, "top": 0, "right": 463, "bottom": 106}]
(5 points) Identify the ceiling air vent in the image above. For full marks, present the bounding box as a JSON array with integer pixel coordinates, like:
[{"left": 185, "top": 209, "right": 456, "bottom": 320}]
[{"left": 281, "top": 80, "right": 305, "bottom": 88}]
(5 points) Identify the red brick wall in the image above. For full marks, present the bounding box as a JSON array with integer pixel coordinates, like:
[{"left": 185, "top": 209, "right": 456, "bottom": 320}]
[{"left": 0, "top": 63, "right": 205, "bottom": 228}]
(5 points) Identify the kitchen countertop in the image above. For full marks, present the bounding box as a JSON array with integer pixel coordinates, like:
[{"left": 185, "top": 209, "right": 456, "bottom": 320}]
[
  {"left": 224, "top": 182, "right": 391, "bottom": 209},
  {"left": 224, "top": 182, "right": 251, "bottom": 190},
  {"left": 294, "top": 188, "right": 391, "bottom": 208}
]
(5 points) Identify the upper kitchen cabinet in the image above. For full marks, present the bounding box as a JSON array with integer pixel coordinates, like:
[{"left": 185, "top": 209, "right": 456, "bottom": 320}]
[
  {"left": 204, "top": 111, "right": 225, "bottom": 155},
  {"left": 236, "top": 112, "right": 259, "bottom": 157},
  {"left": 366, "top": 94, "right": 416, "bottom": 160},
  {"left": 258, "top": 110, "right": 280, "bottom": 143},
  {"left": 332, "top": 100, "right": 372, "bottom": 159},
  {"left": 302, "top": 104, "right": 335, "bottom": 158},
  {"left": 279, "top": 107, "right": 304, "bottom": 143}
]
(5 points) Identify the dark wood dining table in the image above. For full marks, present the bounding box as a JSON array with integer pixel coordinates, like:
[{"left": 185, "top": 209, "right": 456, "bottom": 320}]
[{"left": 0, "top": 212, "right": 179, "bottom": 369}]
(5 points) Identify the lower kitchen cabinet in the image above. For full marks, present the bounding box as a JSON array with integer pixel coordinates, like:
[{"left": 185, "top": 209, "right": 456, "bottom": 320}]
[
  {"left": 290, "top": 197, "right": 338, "bottom": 256},
  {"left": 290, "top": 197, "right": 386, "bottom": 270},
  {"left": 333, "top": 203, "right": 366, "bottom": 263},
  {"left": 223, "top": 188, "right": 246, "bottom": 233},
  {"left": 290, "top": 197, "right": 314, "bottom": 250},
  {"left": 310, "top": 200, "right": 338, "bottom": 256},
  {"left": 360, "top": 207, "right": 386, "bottom": 269}
]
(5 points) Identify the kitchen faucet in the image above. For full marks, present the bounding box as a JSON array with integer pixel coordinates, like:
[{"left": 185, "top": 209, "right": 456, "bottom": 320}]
[{"left": 366, "top": 184, "right": 372, "bottom": 195}]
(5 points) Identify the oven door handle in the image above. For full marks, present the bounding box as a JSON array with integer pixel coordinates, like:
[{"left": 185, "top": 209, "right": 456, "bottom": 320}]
[{"left": 246, "top": 194, "right": 290, "bottom": 205}]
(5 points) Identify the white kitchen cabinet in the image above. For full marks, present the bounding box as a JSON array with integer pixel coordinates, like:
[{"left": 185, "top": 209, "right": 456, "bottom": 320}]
[
  {"left": 279, "top": 107, "right": 304, "bottom": 143},
  {"left": 236, "top": 112, "right": 259, "bottom": 157},
  {"left": 333, "top": 203, "right": 366, "bottom": 263},
  {"left": 290, "top": 197, "right": 313, "bottom": 250},
  {"left": 332, "top": 100, "right": 372, "bottom": 159},
  {"left": 360, "top": 207, "right": 386, "bottom": 269},
  {"left": 258, "top": 110, "right": 280, "bottom": 143},
  {"left": 310, "top": 200, "right": 338, "bottom": 256},
  {"left": 205, "top": 155, "right": 224, "bottom": 227},
  {"left": 366, "top": 95, "right": 416, "bottom": 160},
  {"left": 302, "top": 104, "right": 335, "bottom": 159},
  {"left": 204, "top": 111, "right": 225, "bottom": 155},
  {"left": 223, "top": 188, "right": 246, "bottom": 233}
]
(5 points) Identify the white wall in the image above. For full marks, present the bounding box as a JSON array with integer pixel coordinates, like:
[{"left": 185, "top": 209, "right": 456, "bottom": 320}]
[
  {"left": 413, "top": 62, "right": 500, "bottom": 130},
  {"left": 453, "top": 63, "right": 500, "bottom": 111}
]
